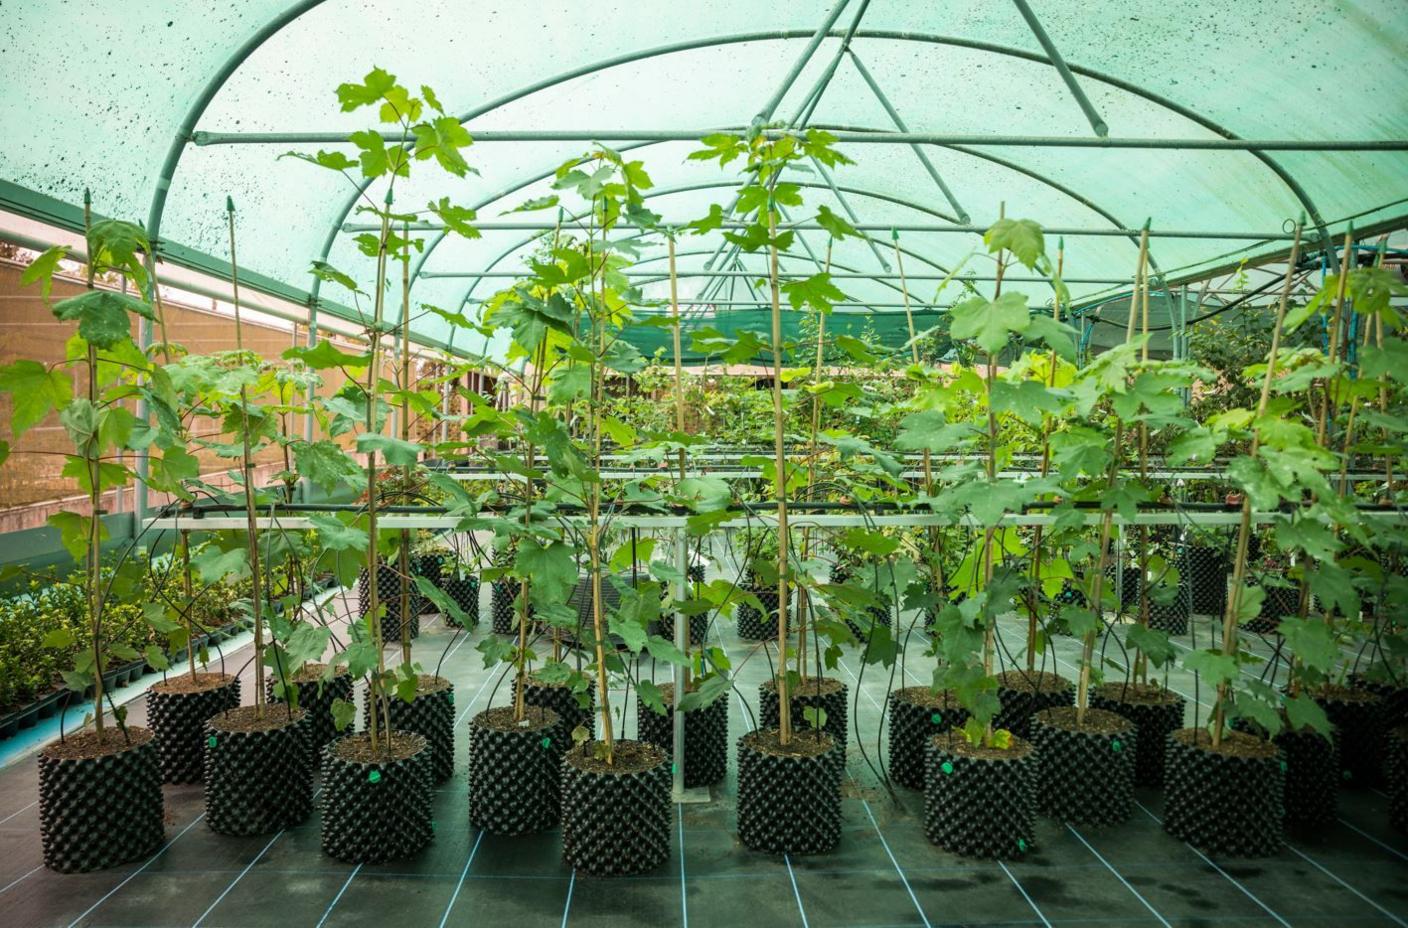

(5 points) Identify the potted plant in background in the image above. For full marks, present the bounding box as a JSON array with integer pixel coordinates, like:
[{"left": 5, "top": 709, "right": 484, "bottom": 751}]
[
  {"left": 5, "top": 202, "right": 166, "bottom": 871},
  {"left": 286, "top": 68, "right": 478, "bottom": 863},
  {"left": 688, "top": 127, "right": 855, "bottom": 855},
  {"left": 897, "top": 216, "right": 1076, "bottom": 856},
  {"left": 1162, "top": 223, "right": 1312, "bottom": 858}
]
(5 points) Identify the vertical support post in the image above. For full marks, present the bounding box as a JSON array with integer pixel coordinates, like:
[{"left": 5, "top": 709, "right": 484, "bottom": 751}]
[
  {"left": 672, "top": 527, "right": 688, "bottom": 800},
  {"left": 302, "top": 301, "right": 318, "bottom": 502}
]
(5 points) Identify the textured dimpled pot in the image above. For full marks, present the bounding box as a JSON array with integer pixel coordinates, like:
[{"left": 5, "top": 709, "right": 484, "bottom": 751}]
[
  {"left": 147, "top": 672, "right": 241, "bottom": 783},
  {"left": 1030, "top": 707, "right": 1137, "bottom": 825},
  {"left": 358, "top": 561, "right": 422, "bottom": 640},
  {"left": 1163, "top": 728, "right": 1284, "bottom": 857},
  {"left": 468, "top": 706, "right": 563, "bottom": 835},
  {"left": 361, "top": 675, "right": 455, "bottom": 783},
  {"left": 560, "top": 740, "right": 671, "bottom": 876},
  {"left": 924, "top": 731, "right": 1037, "bottom": 859},
  {"left": 736, "top": 728, "right": 843, "bottom": 854},
  {"left": 442, "top": 572, "right": 480, "bottom": 627},
  {"left": 736, "top": 583, "right": 779, "bottom": 640},
  {"left": 490, "top": 579, "right": 523, "bottom": 635},
  {"left": 1090, "top": 682, "right": 1185, "bottom": 787},
  {"left": 636, "top": 682, "right": 728, "bottom": 789},
  {"left": 1316, "top": 686, "right": 1387, "bottom": 788},
  {"left": 320, "top": 731, "right": 433, "bottom": 864},
  {"left": 888, "top": 687, "right": 968, "bottom": 790},
  {"left": 760, "top": 677, "right": 848, "bottom": 754},
  {"left": 266, "top": 664, "right": 354, "bottom": 753},
  {"left": 514, "top": 676, "right": 595, "bottom": 738},
  {"left": 994, "top": 670, "right": 1073, "bottom": 739},
  {"left": 1186, "top": 543, "right": 1229, "bottom": 616},
  {"left": 37, "top": 727, "right": 164, "bottom": 873},
  {"left": 204, "top": 706, "right": 313, "bottom": 836}
]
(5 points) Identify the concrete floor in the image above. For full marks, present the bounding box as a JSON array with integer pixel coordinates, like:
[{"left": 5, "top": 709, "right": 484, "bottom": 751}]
[{"left": 1, "top": 550, "right": 1406, "bottom": 928}]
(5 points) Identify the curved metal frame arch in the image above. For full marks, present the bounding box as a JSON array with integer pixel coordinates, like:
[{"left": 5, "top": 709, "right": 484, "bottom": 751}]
[
  {"left": 149, "top": 21, "right": 1326, "bottom": 335},
  {"left": 438, "top": 179, "right": 997, "bottom": 317}
]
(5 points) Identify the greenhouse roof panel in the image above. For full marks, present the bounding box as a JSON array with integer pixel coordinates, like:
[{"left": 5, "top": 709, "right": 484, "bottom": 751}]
[{"left": 1, "top": 1, "right": 1405, "bottom": 356}]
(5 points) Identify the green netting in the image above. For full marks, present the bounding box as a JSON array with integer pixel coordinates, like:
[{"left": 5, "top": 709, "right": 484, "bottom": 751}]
[
  {"left": 0, "top": 1, "right": 1404, "bottom": 360},
  {"left": 628, "top": 308, "right": 951, "bottom": 364}
]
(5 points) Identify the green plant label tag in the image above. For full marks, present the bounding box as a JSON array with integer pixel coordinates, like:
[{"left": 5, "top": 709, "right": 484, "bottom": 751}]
[
  {"left": 940, "top": 761, "right": 954, "bottom": 775},
  {"left": 1280, "top": 761, "right": 1288, "bottom": 773},
  {"left": 1111, "top": 739, "right": 1122, "bottom": 752},
  {"left": 1017, "top": 838, "right": 1027, "bottom": 852},
  {"left": 206, "top": 736, "right": 217, "bottom": 749},
  {"left": 931, "top": 713, "right": 943, "bottom": 725},
  {"left": 447, "top": 693, "right": 454, "bottom": 705},
  {"left": 368, "top": 770, "right": 382, "bottom": 784},
  {"left": 540, "top": 737, "right": 552, "bottom": 749},
  {"left": 671, "top": 763, "right": 677, "bottom": 775}
]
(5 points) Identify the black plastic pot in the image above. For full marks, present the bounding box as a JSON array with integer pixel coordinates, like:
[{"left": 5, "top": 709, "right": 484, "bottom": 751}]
[
  {"left": 1163, "top": 728, "right": 1284, "bottom": 857},
  {"left": 1244, "top": 580, "right": 1297, "bottom": 636},
  {"left": 38, "top": 727, "right": 164, "bottom": 873},
  {"left": 1267, "top": 725, "right": 1338, "bottom": 831},
  {"left": 1186, "top": 543, "right": 1229, "bottom": 616},
  {"left": 468, "top": 705, "right": 563, "bottom": 835},
  {"left": 1046, "top": 580, "right": 1086, "bottom": 633},
  {"left": 760, "top": 677, "right": 848, "bottom": 754},
  {"left": 736, "top": 583, "right": 779, "bottom": 641},
  {"left": 490, "top": 579, "right": 526, "bottom": 635},
  {"left": 637, "top": 683, "right": 728, "bottom": 789},
  {"left": 1317, "top": 687, "right": 1386, "bottom": 788},
  {"left": 656, "top": 611, "right": 708, "bottom": 646},
  {"left": 737, "top": 728, "right": 842, "bottom": 854},
  {"left": 1350, "top": 674, "right": 1408, "bottom": 730},
  {"left": 846, "top": 604, "right": 892, "bottom": 643},
  {"left": 994, "top": 670, "right": 1073, "bottom": 739},
  {"left": 147, "top": 673, "right": 241, "bottom": 783},
  {"left": 357, "top": 562, "right": 420, "bottom": 640},
  {"left": 515, "top": 676, "right": 595, "bottom": 737},
  {"left": 1388, "top": 725, "right": 1407, "bottom": 834},
  {"left": 320, "top": 731, "right": 433, "bottom": 864},
  {"left": 412, "top": 553, "right": 446, "bottom": 615},
  {"left": 442, "top": 572, "right": 480, "bottom": 627},
  {"left": 561, "top": 740, "right": 671, "bottom": 876},
  {"left": 204, "top": 706, "right": 314, "bottom": 836},
  {"left": 924, "top": 732, "right": 1037, "bottom": 859},
  {"left": 1031, "top": 707, "right": 1136, "bottom": 825},
  {"left": 266, "top": 664, "right": 354, "bottom": 753},
  {"left": 1103, "top": 563, "right": 1143, "bottom": 610},
  {"left": 1147, "top": 584, "right": 1192, "bottom": 635},
  {"left": 888, "top": 687, "right": 967, "bottom": 790},
  {"left": 1090, "top": 682, "right": 1185, "bottom": 787},
  {"left": 361, "top": 676, "right": 455, "bottom": 783}
]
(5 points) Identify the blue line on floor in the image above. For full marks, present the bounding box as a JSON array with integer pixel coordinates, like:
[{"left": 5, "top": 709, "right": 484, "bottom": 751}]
[
  {"left": 437, "top": 829, "right": 485, "bottom": 928},
  {"left": 1286, "top": 844, "right": 1408, "bottom": 928},
  {"left": 0, "top": 800, "right": 36, "bottom": 826},
  {"left": 784, "top": 854, "right": 810, "bottom": 928},
  {"left": 678, "top": 805, "right": 689, "bottom": 928},
  {"left": 860, "top": 799, "right": 931, "bottom": 928},
  {"left": 0, "top": 864, "right": 41, "bottom": 896},
  {"left": 997, "top": 860, "right": 1052, "bottom": 928},
  {"left": 315, "top": 862, "right": 362, "bottom": 928},
  {"left": 67, "top": 813, "right": 207, "bottom": 928},
  {"left": 1067, "top": 824, "right": 1172, "bottom": 928},
  {"left": 190, "top": 830, "right": 283, "bottom": 927},
  {"left": 1336, "top": 817, "right": 1408, "bottom": 863},
  {"left": 560, "top": 869, "right": 576, "bottom": 928},
  {"left": 1134, "top": 801, "right": 1289, "bottom": 928}
]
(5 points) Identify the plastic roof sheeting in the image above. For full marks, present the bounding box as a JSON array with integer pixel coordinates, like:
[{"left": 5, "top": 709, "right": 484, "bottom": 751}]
[{"left": 1, "top": 1, "right": 1405, "bottom": 357}]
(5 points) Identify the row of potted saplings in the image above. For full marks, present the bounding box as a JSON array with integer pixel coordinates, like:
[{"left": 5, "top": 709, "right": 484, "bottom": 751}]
[{"left": 34, "top": 543, "right": 1408, "bottom": 875}]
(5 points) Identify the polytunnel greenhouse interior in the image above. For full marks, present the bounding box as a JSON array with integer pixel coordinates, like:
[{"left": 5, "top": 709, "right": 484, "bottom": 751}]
[{"left": 1, "top": 2, "right": 1408, "bottom": 926}]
